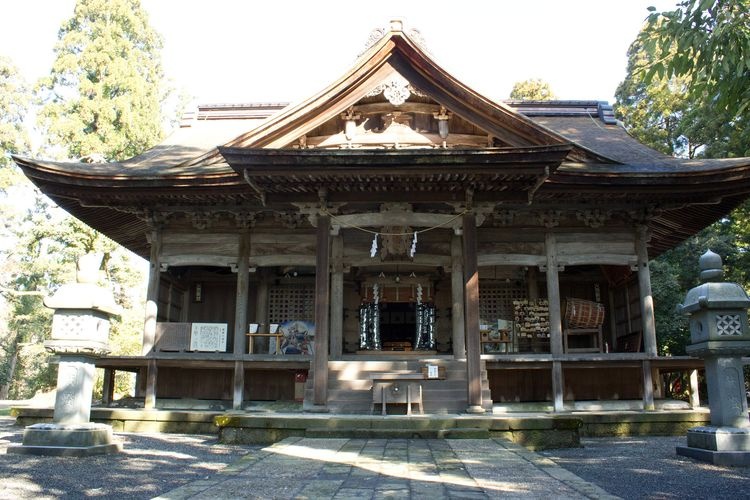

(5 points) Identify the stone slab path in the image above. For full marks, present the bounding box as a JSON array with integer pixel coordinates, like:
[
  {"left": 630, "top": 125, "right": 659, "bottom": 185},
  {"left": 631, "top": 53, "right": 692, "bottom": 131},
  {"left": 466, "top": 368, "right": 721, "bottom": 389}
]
[{"left": 155, "top": 437, "right": 619, "bottom": 499}]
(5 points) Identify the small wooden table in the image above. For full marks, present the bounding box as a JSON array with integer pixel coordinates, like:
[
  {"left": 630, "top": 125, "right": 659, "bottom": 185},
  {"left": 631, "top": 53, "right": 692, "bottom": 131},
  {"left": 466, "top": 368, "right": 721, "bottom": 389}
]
[
  {"left": 371, "top": 373, "right": 424, "bottom": 415},
  {"left": 246, "top": 333, "right": 284, "bottom": 354}
]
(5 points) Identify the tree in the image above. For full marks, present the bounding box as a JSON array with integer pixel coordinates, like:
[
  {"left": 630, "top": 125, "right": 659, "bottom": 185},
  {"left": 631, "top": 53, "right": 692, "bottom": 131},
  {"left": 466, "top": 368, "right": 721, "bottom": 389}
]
[
  {"left": 0, "top": 56, "right": 29, "bottom": 190},
  {"left": 0, "top": 55, "right": 31, "bottom": 399},
  {"left": 1, "top": 0, "right": 165, "bottom": 399},
  {"left": 639, "top": 0, "right": 750, "bottom": 119},
  {"left": 509, "top": 79, "right": 556, "bottom": 100},
  {"left": 614, "top": 37, "right": 720, "bottom": 158},
  {"left": 36, "top": 0, "right": 167, "bottom": 161},
  {"left": 616, "top": 17, "right": 750, "bottom": 359}
]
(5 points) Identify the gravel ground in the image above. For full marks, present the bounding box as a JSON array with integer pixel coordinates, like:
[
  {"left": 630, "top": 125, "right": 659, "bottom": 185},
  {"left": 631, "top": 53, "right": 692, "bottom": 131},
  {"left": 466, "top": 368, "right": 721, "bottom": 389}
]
[
  {"left": 541, "top": 436, "right": 750, "bottom": 500},
  {"left": 4, "top": 414, "right": 750, "bottom": 499},
  {"left": 0, "top": 417, "right": 254, "bottom": 500}
]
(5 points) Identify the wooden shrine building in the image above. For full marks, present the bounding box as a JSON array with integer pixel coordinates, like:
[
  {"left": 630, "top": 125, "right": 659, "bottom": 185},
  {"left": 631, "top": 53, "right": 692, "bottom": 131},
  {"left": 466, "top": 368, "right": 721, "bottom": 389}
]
[{"left": 14, "top": 21, "right": 750, "bottom": 414}]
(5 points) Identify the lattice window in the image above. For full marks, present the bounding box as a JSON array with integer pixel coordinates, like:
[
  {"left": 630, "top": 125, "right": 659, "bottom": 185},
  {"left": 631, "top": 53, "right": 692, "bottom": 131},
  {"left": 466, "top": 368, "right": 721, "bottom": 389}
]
[
  {"left": 479, "top": 282, "right": 527, "bottom": 323},
  {"left": 717, "top": 314, "right": 742, "bottom": 336},
  {"left": 269, "top": 285, "right": 315, "bottom": 323}
]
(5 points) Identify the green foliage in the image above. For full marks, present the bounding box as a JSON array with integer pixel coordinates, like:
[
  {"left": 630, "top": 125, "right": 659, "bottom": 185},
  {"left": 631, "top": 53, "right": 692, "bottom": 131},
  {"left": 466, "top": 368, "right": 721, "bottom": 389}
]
[
  {"left": 509, "top": 79, "right": 556, "bottom": 100},
  {"left": 614, "top": 31, "right": 747, "bottom": 158},
  {"left": 615, "top": 38, "right": 695, "bottom": 157},
  {"left": 1, "top": 193, "right": 145, "bottom": 398},
  {"left": 649, "top": 219, "right": 740, "bottom": 356},
  {"left": 0, "top": 55, "right": 29, "bottom": 190},
  {"left": 639, "top": 0, "right": 750, "bottom": 119},
  {"left": 36, "top": 0, "right": 166, "bottom": 161},
  {"left": 617, "top": 13, "right": 750, "bottom": 359},
  {"left": 1, "top": 0, "right": 160, "bottom": 400}
]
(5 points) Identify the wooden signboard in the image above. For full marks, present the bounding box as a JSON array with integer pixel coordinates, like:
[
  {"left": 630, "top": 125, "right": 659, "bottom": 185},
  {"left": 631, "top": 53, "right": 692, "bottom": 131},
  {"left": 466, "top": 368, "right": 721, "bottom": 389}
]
[{"left": 190, "top": 323, "right": 228, "bottom": 352}]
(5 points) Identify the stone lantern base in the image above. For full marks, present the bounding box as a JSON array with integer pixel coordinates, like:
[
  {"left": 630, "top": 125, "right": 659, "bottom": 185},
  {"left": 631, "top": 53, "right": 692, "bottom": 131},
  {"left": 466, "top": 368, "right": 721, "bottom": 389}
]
[
  {"left": 8, "top": 422, "right": 122, "bottom": 457},
  {"left": 677, "top": 426, "right": 750, "bottom": 466}
]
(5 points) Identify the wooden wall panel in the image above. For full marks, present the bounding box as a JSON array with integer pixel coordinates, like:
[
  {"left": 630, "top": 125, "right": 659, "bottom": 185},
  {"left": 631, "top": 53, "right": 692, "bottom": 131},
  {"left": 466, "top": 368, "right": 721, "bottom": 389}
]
[
  {"left": 157, "top": 368, "right": 233, "bottom": 399},
  {"left": 244, "top": 369, "right": 295, "bottom": 400},
  {"left": 564, "top": 367, "right": 642, "bottom": 400},
  {"left": 488, "top": 369, "right": 552, "bottom": 402},
  {"left": 154, "top": 367, "right": 296, "bottom": 401},
  {"left": 187, "top": 281, "right": 237, "bottom": 350},
  {"left": 488, "top": 366, "right": 642, "bottom": 402}
]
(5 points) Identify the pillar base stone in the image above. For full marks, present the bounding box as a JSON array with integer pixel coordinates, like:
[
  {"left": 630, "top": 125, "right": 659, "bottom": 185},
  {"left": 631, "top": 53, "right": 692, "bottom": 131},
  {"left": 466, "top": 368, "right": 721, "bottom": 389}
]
[
  {"left": 677, "top": 426, "right": 750, "bottom": 466},
  {"left": 304, "top": 404, "right": 330, "bottom": 413},
  {"left": 7, "top": 422, "right": 122, "bottom": 457},
  {"left": 465, "top": 405, "right": 486, "bottom": 414}
]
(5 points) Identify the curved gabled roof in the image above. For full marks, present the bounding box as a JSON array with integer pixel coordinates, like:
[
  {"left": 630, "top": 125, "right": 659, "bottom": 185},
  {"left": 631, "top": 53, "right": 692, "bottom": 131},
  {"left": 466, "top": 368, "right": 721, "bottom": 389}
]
[
  {"left": 189, "top": 20, "right": 610, "bottom": 165},
  {"left": 11, "top": 21, "right": 750, "bottom": 259}
]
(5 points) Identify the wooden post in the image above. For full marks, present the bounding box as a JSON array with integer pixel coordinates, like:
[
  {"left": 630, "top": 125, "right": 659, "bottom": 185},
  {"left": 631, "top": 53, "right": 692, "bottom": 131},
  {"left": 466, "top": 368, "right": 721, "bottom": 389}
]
[
  {"left": 545, "top": 233, "right": 563, "bottom": 356},
  {"left": 552, "top": 361, "right": 564, "bottom": 412},
  {"left": 527, "top": 266, "right": 539, "bottom": 300},
  {"left": 653, "top": 366, "right": 664, "bottom": 399},
  {"left": 102, "top": 368, "right": 115, "bottom": 406},
  {"left": 142, "top": 229, "right": 162, "bottom": 355},
  {"left": 144, "top": 358, "right": 157, "bottom": 410},
  {"left": 545, "top": 233, "right": 564, "bottom": 412},
  {"left": 642, "top": 359, "right": 655, "bottom": 410},
  {"left": 463, "top": 212, "right": 484, "bottom": 413},
  {"left": 234, "top": 233, "right": 251, "bottom": 356},
  {"left": 689, "top": 369, "right": 700, "bottom": 408},
  {"left": 636, "top": 226, "right": 657, "bottom": 356},
  {"left": 312, "top": 215, "right": 331, "bottom": 409},
  {"left": 232, "top": 234, "right": 250, "bottom": 410},
  {"left": 143, "top": 223, "right": 162, "bottom": 412},
  {"left": 608, "top": 289, "right": 617, "bottom": 351},
  {"left": 451, "top": 234, "right": 466, "bottom": 360},
  {"left": 233, "top": 360, "right": 244, "bottom": 411},
  {"left": 254, "top": 268, "right": 270, "bottom": 352},
  {"left": 330, "top": 234, "right": 344, "bottom": 360}
]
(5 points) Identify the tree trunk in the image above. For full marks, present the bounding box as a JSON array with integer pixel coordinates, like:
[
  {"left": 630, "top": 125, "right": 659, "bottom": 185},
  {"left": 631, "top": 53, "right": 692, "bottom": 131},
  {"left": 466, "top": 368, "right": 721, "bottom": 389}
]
[{"left": 0, "top": 341, "right": 20, "bottom": 399}]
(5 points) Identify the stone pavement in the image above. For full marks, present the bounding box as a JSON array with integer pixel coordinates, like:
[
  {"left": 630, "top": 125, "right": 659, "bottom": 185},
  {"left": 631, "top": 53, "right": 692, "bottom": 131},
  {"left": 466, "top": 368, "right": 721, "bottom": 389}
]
[{"left": 154, "top": 437, "right": 619, "bottom": 499}]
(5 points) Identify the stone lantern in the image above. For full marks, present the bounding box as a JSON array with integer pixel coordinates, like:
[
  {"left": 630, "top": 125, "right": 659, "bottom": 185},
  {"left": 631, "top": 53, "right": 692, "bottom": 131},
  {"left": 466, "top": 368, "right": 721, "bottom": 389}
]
[
  {"left": 676, "top": 250, "right": 750, "bottom": 465},
  {"left": 9, "top": 253, "right": 123, "bottom": 456}
]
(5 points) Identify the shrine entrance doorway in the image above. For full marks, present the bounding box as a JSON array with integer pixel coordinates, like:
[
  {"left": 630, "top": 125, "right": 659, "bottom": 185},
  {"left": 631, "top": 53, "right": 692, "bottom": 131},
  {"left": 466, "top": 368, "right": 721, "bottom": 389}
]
[
  {"left": 358, "top": 278, "right": 437, "bottom": 353},
  {"left": 379, "top": 302, "right": 417, "bottom": 351}
]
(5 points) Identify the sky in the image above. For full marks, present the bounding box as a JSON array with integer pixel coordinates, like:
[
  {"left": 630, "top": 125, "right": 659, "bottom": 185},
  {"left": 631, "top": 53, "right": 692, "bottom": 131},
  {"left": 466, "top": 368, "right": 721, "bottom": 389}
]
[{"left": 1, "top": 0, "right": 681, "bottom": 107}]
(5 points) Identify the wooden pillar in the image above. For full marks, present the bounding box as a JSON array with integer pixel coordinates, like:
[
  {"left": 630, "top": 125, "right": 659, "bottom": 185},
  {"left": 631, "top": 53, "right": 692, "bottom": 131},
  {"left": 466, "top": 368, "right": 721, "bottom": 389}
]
[
  {"left": 552, "top": 361, "right": 564, "bottom": 412},
  {"left": 642, "top": 359, "right": 655, "bottom": 410},
  {"left": 142, "top": 229, "right": 162, "bottom": 355},
  {"left": 689, "top": 369, "right": 700, "bottom": 408},
  {"left": 527, "top": 266, "right": 539, "bottom": 300},
  {"left": 463, "top": 213, "right": 484, "bottom": 413},
  {"left": 232, "top": 234, "right": 250, "bottom": 410},
  {"left": 234, "top": 233, "right": 251, "bottom": 356},
  {"left": 254, "top": 268, "right": 270, "bottom": 352},
  {"left": 653, "top": 367, "right": 665, "bottom": 399},
  {"left": 102, "top": 368, "right": 115, "bottom": 406},
  {"left": 330, "top": 234, "right": 344, "bottom": 360},
  {"left": 312, "top": 215, "right": 331, "bottom": 409},
  {"left": 144, "top": 358, "right": 157, "bottom": 410},
  {"left": 545, "top": 233, "right": 564, "bottom": 412},
  {"left": 636, "top": 226, "right": 657, "bottom": 356},
  {"left": 451, "top": 234, "right": 466, "bottom": 360},
  {"left": 233, "top": 360, "right": 244, "bottom": 411},
  {"left": 608, "top": 289, "right": 617, "bottom": 351},
  {"left": 143, "top": 229, "right": 161, "bottom": 411},
  {"left": 545, "top": 233, "right": 563, "bottom": 356}
]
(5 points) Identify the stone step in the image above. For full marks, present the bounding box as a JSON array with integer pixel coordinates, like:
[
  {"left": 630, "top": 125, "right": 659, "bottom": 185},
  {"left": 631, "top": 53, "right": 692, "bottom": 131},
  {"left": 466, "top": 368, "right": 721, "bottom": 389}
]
[
  {"left": 305, "top": 358, "right": 490, "bottom": 414},
  {"left": 305, "top": 427, "right": 491, "bottom": 439}
]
